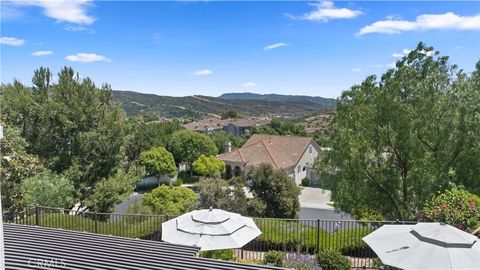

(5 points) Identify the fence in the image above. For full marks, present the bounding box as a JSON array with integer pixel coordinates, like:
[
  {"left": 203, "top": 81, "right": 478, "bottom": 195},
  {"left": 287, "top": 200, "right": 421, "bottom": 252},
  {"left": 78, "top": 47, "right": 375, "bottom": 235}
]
[{"left": 5, "top": 206, "right": 415, "bottom": 269}]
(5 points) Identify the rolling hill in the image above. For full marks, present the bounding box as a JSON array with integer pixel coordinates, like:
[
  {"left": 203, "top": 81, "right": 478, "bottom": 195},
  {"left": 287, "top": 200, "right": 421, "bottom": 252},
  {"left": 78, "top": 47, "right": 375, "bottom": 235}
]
[{"left": 112, "top": 90, "right": 337, "bottom": 119}]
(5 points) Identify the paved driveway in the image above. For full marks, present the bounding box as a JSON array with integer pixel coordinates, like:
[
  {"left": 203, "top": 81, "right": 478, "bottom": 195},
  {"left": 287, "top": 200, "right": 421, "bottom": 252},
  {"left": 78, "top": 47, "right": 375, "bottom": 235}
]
[{"left": 298, "top": 187, "right": 353, "bottom": 220}]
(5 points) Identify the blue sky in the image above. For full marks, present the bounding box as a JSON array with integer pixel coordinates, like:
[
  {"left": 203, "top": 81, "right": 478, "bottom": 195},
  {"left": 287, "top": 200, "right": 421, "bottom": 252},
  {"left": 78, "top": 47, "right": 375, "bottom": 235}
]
[{"left": 1, "top": 1, "right": 479, "bottom": 97}]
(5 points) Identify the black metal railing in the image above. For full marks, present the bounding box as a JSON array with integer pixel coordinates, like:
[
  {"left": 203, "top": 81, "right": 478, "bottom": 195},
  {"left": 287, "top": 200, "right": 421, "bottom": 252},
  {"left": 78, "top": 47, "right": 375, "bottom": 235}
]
[{"left": 5, "top": 206, "right": 416, "bottom": 269}]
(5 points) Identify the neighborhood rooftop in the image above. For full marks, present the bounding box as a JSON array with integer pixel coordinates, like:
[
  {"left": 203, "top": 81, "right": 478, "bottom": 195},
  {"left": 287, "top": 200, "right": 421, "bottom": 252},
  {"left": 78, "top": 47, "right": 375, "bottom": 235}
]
[
  {"left": 3, "top": 223, "right": 283, "bottom": 270},
  {"left": 219, "top": 134, "right": 317, "bottom": 169}
]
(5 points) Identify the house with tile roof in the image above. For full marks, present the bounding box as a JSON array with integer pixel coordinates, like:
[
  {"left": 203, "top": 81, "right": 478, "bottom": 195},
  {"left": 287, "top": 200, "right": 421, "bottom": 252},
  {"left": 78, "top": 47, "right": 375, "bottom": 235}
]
[
  {"left": 225, "top": 118, "right": 270, "bottom": 137},
  {"left": 218, "top": 134, "right": 322, "bottom": 185}
]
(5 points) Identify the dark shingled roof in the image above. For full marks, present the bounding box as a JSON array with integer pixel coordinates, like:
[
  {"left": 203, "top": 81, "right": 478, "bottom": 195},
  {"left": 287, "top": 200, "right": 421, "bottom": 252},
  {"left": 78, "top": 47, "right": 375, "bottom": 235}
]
[{"left": 3, "top": 223, "right": 283, "bottom": 270}]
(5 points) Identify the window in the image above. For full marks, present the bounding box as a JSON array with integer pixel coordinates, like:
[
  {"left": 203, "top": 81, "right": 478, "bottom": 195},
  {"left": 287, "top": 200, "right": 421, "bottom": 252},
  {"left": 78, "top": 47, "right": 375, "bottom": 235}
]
[
  {"left": 309, "top": 146, "right": 313, "bottom": 154},
  {"left": 297, "top": 165, "right": 301, "bottom": 173}
]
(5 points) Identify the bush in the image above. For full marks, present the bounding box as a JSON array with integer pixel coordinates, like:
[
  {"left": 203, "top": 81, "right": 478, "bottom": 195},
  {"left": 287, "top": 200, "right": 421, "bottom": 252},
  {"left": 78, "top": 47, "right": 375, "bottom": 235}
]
[
  {"left": 301, "top": 178, "right": 310, "bottom": 187},
  {"left": 172, "top": 178, "right": 183, "bottom": 187},
  {"left": 200, "top": 249, "right": 235, "bottom": 261},
  {"left": 423, "top": 189, "right": 480, "bottom": 232},
  {"left": 263, "top": 250, "right": 285, "bottom": 267},
  {"left": 283, "top": 253, "right": 321, "bottom": 270},
  {"left": 316, "top": 250, "right": 351, "bottom": 270}
]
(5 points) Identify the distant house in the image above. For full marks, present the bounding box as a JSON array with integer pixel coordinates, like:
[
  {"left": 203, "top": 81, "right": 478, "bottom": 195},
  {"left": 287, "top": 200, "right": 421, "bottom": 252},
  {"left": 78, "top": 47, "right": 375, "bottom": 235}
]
[
  {"left": 218, "top": 134, "right": 323, "bottom": 185},
  {"left": 183, "top": 118, "right": 231, "bottom": 134},
  {"left": 225, "top": 118, "right": 270, "bottom": 137}
]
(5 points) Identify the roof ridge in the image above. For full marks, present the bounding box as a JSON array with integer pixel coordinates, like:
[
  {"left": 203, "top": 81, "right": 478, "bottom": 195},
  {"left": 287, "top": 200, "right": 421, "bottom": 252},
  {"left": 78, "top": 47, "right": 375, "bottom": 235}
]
[{"left": 260, "top": 139, "right": 281, "bottom": 168}]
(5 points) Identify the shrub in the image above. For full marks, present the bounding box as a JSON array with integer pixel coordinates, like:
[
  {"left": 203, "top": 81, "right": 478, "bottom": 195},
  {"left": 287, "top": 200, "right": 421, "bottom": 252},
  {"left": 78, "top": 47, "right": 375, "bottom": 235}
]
[
  {"left": 423, "top": 189, "right": 480, "bottom": 232},
  {"left": 301, "top": 178, "right": 310, "bottom": 187},
  {"left": 283, "top": 253, "right": 321, "bottom": 270},
  {"left": 172, "top": 178, "right": 183, "bottom": 187},
  {"left": 316, "top": 250, "right": 351, "bottom": 270},
  {"left": 200, "top": 249, "right": 235, "bottom": 261},
  {"left": 142, "top": 185, "right": 198, "bottom": 215},
  {"left": 263, "top": 250, "right": 285, "bottom": 267}
]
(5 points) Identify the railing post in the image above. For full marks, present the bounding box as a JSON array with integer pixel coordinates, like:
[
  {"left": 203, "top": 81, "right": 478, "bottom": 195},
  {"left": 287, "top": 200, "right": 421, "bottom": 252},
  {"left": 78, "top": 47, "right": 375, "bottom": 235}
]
[
  {"left": 35, "top": 205, "right": 40, "bottom": 226},
  {"left": 316, "top": 219, "right": 320, "bottom": 253},
  {"left": 94, "top": 212, "right": 98, "bottom": 234}
]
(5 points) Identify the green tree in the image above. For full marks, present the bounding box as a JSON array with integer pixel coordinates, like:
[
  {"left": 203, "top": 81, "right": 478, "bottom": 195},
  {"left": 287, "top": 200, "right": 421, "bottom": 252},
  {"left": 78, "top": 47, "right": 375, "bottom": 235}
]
[
  {"left": 254, "top": 118, "right": 307, "bottom": 136},
  {"left": 221, "top": 110, "right": 238, "bottom": 119},
  {"left": 125, "top": 117, "right": 182, "bottom": 162},
  {"left": 142, "top": 185, "right": 198, "bottom": 215},
  {"left": 198, "top": 178, "right": 248, "bottom": 214},
  {"left": 1, "top": 67, "right": 128, "bottom": 199},
  {"left": 86, "top": 169, "right": 139, "bottom": 213},
  {"left": 19, "top": 171, "right": 75, "bottom": 208},
  {"left": 0, "top": 123, "right": 44, "bottom": 214},
  {"left": 209, "top": 131, "right": 245, "bottom": 154},
  {"left": 167, "top": 130, "right": 217, "bottom": 174},
  {"left": 319, "top": 43, "right": 480, "bottom": 220},
  {"left": 140, "top": 147, "right": 177, "bottom": 185},
  {"left": 193, "top": 155, "right": 225, "bottom": 177},
  {"left": 247, "top": 164, "right": 300, "bottom": 218},
  {"left": 423, "top": 189, "right": 480, "bottom": 233}
]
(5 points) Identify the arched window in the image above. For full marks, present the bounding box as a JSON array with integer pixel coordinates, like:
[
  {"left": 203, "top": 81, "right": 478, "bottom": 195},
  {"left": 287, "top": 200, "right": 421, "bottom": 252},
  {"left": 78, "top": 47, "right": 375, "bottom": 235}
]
[
  {"left": 225, "top": 165, "right": 232, "bottom": 179},
  {"left": 234, "top": 166, "right": 241, "bottom": 177}
]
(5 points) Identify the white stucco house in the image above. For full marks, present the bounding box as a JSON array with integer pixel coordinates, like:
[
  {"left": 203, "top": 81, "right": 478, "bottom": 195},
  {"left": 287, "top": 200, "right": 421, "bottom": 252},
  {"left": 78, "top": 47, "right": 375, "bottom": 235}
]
[{"left": 218, "top": 134, "right": 323, "bottom": 185}]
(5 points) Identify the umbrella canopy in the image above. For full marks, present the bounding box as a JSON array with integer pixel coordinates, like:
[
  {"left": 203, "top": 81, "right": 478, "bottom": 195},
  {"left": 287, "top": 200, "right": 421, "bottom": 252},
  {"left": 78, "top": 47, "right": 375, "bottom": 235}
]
[
  {"left": 363, "top": 222, "right": 480, "bottom": 270},
  {"left": 162, "top": 208, "right": 261, "bottom": 251}
]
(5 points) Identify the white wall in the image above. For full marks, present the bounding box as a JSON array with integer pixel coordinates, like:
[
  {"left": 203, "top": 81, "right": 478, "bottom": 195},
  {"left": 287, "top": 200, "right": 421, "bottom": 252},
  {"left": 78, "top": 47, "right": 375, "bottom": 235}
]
[{"left": 292, "top": 143, "right": 319, "bottom": 185}]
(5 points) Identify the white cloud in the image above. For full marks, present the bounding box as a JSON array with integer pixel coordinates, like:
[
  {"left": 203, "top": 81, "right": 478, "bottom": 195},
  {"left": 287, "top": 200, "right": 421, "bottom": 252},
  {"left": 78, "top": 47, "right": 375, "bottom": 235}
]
[
  {"left": 358, "top": 12, "right": 480, "bottom": 36},
  {"left": 0, "top": 36, "right": 25, "bottom": 46},
  {"left": 264, "top": 42, "right": 290, "bottom": 51},
  {"left": 369, "top": 64, "right": 382, "bottom": 68},
  {"left": 64, "top": 25, "right": 89, "bottom": 32},
  {"left": 31, "top": 50, "right": 53, "bottom": 56},
  {"left": 12, "top": 0, "right": 95, "bottom": 25},
  {"left": 454, "top": 46, "right": 463, "bottom": 50},
  {"left": 392, "top": 49, "right": 411, "bottom": 58},
  {"left": 65, "top": 53, "right": 110, "bottom": 63},
  {"left": 290, "top": 0, "right": 362, "bottom": 22},
  {"left": 193, "top": 69, "right": 213, "bottom": 76},
  {"left": 243, "top": 81, "right": 257, "bottom": 88},
  {"left": 352, "top": 67, "right": 362, "bottom": 72},
  {"left": 386, "top": 62, "right": 396, "bottom": 68}
]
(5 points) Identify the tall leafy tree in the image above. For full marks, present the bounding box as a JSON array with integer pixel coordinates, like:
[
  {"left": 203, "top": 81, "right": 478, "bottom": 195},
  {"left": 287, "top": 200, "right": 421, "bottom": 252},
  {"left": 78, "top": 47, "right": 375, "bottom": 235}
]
[
  {"left": 247, "top": 164, "right": 300, "bottom": 218},
  {"left": 319, "top": 43, "right": 480, "bottom": 220},
  {"left": 140, "top": 147, "right": 177, "bottom": 185},
  {"left": 1, "top": 67, "right": 128, "bottom": 198},
  {"left": 19, "top": 171, "right": 75, "bottom": 208},
  {"left": 142, "top": 185, "right": 198, "bottom": 215},
  {"left": 167, "top": 130, "right": 217, "bottom": 174}
]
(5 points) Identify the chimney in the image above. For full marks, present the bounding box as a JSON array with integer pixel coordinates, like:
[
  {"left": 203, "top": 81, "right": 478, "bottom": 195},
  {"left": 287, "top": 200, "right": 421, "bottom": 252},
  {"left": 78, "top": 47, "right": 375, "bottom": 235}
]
[{"left": 225, "top": 141, "right": 232, "bottom": 153}]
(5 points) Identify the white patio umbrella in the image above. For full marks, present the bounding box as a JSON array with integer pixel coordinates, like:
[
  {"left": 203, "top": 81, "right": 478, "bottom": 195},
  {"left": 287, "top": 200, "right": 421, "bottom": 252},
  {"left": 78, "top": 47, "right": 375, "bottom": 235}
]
[
  {"left": 363, "top": 222, "right": 480, "bottom": 270},
  {"left": 161, "top": 208, "right": 261, "bottom": 251}
]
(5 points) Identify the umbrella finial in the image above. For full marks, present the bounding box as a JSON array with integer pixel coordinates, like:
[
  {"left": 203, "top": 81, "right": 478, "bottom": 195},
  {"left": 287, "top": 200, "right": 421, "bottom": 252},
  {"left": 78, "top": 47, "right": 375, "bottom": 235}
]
[{"left": 209, "top": 206, "right": 213, "bottom": 211}]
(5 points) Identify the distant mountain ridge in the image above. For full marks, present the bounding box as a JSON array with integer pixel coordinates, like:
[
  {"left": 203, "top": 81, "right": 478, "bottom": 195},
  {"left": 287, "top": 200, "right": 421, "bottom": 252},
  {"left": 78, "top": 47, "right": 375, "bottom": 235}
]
[
  {"left": 112, "top": 90, "right": 336, "bottom": 119},
  {"left": 218, "top": 92, "right": 336, "bottom": 106}
]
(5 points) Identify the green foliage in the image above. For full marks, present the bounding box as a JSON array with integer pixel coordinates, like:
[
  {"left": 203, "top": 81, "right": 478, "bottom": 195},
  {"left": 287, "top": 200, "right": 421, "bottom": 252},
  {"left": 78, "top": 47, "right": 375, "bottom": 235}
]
[
  {"left": 142, "top": 185, "right": 198, "bottom": 215},
  {"left": 19, "top": 171, "right": 75, "bottom": 208},
  {"left": 124, "top": 199, "right": 153, "bottom": 223},
  {"left": 423, "top": 189, "right": 480, "bottom": 232},
  {"left": 167, "top": 130, "right": 218, "bottom": 165},
  {"left": 86, "top": 170, "right": 139, "bottom": 213},
  {"left": 221, "top": 110, "right": 238, "bottom": 119},
  {"left": 301, "top": 178, "right": 310, "bottom": 187},
  {"left": 193, "top": 155, "right": 225, "bottom": 177},
  {"left": 247, "top": 164, "right": 300, "bottom": 218},
  {"left": 0, "top": 123, "right": 44, "bottom": 213},
  {"left": 198, "top": 178, "right": 248, "bottom": 215},
  {"left": 263, "top": 251, "right": 285, "bottom": 267},
  {"left": 140, "top": 147, "right": 177, "bottom": 183},
  {"left": 316, "top": 250, "right": 351, "bottom": 270},
  {"left": 209, "top": 131, "right": 246, "bottom": 154},
  {"left": 0, "top": 67, "right": 128, "bottom": 198},
  {"left": 172, "top": 178, "right": 183, "bottom": 186},
  {"left": 125, "top": 118, "right": 182, "bottom": 162},
  {"left": 254, "top": 118, "right": 307, "bottom": 136},
  {"left": 320, "top": 43, "right": 480, "bottom": 220},
  {"left": 200, "top": 249, "right": 236, "bottom": 261}
]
